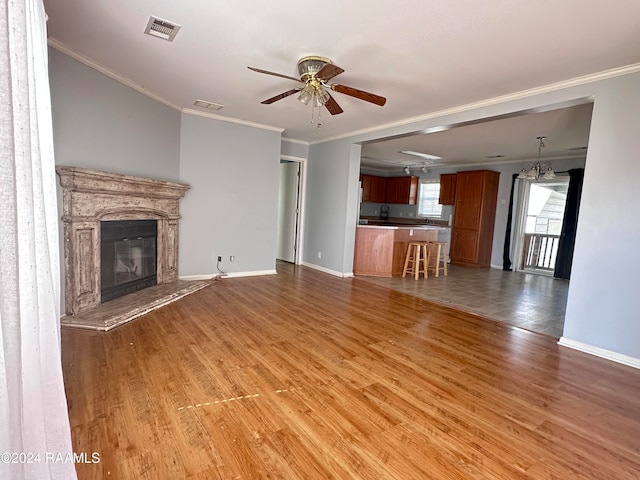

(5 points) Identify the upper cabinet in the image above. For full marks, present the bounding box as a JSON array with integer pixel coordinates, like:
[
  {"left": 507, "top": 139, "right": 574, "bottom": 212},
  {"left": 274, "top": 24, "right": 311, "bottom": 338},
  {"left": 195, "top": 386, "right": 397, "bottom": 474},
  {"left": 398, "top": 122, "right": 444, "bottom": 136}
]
[
  {"left": 360, "top": 174, "right": 387, "bottom": 203},
  {"left": 439, "top": 173, "right": 457, "bottom": 205},
  {"left": 360, "top": 174, "right": 419, "bottom": 205}
]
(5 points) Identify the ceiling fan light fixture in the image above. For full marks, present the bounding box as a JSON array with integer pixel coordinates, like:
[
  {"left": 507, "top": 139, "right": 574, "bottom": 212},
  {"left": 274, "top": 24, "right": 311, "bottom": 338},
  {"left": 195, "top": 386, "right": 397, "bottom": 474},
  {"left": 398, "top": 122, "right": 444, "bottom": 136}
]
[{"left": 298, "top": 87, "right": 313, "bottom": 105}]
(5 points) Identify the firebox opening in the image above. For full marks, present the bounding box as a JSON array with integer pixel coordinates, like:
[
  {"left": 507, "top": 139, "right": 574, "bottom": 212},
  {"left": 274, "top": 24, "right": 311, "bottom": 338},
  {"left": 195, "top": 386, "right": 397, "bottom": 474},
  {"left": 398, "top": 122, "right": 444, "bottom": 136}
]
[{"left": 101, "top": 220, "right": 158, "bottom": 303}]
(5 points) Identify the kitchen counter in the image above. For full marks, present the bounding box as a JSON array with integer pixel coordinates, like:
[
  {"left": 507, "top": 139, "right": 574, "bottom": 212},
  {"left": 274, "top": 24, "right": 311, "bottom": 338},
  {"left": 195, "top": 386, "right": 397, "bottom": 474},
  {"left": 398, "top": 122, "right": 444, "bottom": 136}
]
[
  {"left": 356, "top": 224, "right": 448, "bottom": 231},
  {"left": 353, "top": 225, "right": 439, "bottom": 277}
]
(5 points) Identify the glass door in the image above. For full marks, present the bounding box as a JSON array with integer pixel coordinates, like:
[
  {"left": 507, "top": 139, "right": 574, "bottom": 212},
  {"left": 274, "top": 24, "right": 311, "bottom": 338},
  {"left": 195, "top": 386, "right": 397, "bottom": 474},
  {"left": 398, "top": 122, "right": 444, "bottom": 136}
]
[{"left": 515, "top": 177, "right": 569, "bottom": 275}]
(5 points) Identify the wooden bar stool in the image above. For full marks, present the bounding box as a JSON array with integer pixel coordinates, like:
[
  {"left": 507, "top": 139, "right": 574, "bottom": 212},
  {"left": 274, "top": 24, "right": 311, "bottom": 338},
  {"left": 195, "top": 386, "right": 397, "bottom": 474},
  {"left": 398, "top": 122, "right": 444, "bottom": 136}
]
[
  {"left": 426, "top": 241, "right": 448, "bottom": 277},
  {"left": 402, "top": 241, "right": 429, "bottom": 280}
]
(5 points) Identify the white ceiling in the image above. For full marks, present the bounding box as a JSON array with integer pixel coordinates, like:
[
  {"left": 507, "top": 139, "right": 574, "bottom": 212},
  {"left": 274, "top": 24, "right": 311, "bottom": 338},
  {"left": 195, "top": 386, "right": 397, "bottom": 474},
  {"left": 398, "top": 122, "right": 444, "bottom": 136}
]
[
  {"left": 44, "top": 0, "right": 640, "bottom": 153},
  {"left": 361, "top": 102, "right": 594, "bottom": 172}
]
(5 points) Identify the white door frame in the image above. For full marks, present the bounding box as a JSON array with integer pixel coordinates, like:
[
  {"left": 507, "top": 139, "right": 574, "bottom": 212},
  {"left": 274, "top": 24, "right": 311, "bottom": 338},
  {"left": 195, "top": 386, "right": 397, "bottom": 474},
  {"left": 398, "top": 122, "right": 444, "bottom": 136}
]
[{"left": 280, "top": 154, "right": 306, "bottom": 265}]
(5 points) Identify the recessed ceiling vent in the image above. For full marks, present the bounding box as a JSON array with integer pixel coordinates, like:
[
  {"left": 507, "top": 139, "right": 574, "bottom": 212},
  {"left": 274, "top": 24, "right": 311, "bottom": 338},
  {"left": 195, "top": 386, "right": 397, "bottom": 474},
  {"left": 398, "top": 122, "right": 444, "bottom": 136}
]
[
  {"left": 144, "top": 16, "right": 181, "bottom": 42},
  {"left": 193, "top": 100, "right": 224, "bottom": 111}
]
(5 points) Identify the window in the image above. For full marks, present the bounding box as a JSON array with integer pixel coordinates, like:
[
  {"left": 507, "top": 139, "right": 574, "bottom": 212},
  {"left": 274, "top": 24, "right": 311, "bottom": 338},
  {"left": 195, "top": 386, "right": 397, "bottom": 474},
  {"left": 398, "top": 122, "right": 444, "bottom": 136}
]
[{"left": 417, "top": 181, "right": 442, "bottom": 218}]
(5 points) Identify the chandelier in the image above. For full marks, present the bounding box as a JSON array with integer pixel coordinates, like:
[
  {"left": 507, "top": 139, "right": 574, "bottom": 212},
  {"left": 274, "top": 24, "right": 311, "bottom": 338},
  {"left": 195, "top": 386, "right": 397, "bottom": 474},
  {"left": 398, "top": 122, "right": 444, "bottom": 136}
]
[{"left": 518, "top": 136, "right": 556, "bottom": 180}]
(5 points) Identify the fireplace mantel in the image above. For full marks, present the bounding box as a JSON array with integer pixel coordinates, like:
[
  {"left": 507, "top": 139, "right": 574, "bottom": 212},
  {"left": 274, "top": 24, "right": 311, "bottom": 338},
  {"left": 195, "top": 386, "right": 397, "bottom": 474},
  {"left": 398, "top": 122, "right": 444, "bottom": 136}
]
[{"left": 56, "top": 166, "right": 190, "bottom": 315}]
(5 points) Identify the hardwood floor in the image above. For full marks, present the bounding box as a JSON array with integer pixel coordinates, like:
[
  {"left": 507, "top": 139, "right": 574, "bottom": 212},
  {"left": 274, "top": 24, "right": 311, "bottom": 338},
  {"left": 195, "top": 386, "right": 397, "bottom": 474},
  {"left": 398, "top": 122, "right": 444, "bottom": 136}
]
[{"left": 61, "top": 262, "right": 640, "bottom": 479}]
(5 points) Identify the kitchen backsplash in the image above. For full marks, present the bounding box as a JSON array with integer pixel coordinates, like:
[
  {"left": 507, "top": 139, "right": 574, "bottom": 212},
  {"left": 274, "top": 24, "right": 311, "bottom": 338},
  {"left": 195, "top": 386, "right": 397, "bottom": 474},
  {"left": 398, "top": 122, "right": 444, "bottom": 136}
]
[{"left": 361, "top": 201, "right": 454, "bottom": 223}]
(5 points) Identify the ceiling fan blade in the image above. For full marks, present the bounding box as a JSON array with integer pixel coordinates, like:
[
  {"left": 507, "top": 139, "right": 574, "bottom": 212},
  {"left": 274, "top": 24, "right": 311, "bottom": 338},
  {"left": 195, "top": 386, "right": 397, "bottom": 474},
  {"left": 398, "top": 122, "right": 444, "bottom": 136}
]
[
  {"left": 248, "top": 66, "right": 302, "bottom": 83},
  {"left": 316, "top": 63, "right": 344, "bottom": 82},
  {"left": 324, "top": 93, "right": 344, "bottom": 115},
  {"left": 331, "top": 84, "right": 387, "bottom": 106},
  {"left": 261, "top": 88, "right": 302, "bottom": 104}
]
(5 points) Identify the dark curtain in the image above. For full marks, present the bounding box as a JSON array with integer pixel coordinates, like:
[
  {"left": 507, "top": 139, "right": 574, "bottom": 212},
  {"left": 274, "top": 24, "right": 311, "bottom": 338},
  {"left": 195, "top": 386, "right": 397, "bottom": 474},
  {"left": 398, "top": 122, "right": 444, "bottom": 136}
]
[
  {"left": 502, "top": 173, "right": 519, "bottom": 270},
  {"left": 554, "top": 168, "right": 584, "bottom": 279}
]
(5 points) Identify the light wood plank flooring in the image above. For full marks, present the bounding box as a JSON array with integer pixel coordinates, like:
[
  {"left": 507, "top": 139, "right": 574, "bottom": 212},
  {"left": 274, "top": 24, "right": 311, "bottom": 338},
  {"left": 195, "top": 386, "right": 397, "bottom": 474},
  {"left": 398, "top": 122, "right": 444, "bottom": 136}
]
[{"left": 62, "top": 262, "right": 640, "bottom": 479}]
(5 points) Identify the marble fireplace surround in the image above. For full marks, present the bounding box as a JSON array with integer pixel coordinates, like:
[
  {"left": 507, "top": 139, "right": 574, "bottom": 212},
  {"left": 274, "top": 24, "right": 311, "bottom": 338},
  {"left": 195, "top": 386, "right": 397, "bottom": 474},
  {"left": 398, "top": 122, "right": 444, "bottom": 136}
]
[{"left": 56, "top": 166, "right": 206, "bottom": 330}]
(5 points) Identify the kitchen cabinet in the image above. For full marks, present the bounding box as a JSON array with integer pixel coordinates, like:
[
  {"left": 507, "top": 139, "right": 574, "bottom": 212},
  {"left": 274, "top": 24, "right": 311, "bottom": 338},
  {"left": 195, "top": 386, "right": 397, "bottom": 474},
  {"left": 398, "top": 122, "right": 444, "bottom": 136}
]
[
  {"left": 386, "top": 176, "right": 419, "bottom": 204},
  {"left": 354, "top": 225, "right": 439, "bottom": 276},
  {"left": 439, "top": 173, "right": 457, "bottom": 205},
  {"left": 360, "top": 174, "right": 418, "bottom": 205},
  {"left": 360, "top": 174, "right": 387, "bottom": 203},
  {"left": 370, "top": 175, "right": 387, "bottom": 203},
  {"left": 360, "top": 174, "right": 372, "bottom": 202},
  {"left": 450, "top": 170, "right": 500, "bottom": 267}
]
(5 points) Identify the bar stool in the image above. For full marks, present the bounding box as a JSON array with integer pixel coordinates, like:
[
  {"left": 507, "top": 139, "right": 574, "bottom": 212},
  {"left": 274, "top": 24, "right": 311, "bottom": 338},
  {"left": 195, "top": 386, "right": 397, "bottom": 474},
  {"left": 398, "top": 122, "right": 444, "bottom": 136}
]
[
  {"left": 426, "top": 242, "right": 448, "bottom": 277},
  {"left": 402, "top": 241, "right": 429, "bottom": 280}
]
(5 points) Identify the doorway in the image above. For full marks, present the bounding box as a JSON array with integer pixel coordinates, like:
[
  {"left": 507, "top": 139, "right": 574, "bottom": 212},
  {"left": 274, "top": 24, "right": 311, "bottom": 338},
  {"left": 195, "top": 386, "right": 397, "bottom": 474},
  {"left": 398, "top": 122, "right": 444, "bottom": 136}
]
[
  {"left": 277, "top": 160, "right": 302, "bottom": 263},
  {"left": 515, "top": 177, "right": 570, "bottom": 275}
]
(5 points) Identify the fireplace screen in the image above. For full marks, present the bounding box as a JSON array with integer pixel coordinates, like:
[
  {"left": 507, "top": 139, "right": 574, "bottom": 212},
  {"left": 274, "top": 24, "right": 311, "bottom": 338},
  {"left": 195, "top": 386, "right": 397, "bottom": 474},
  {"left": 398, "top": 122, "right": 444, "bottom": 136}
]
[{"left": 101, "top": 220, "right": 158, "bottom": 303}]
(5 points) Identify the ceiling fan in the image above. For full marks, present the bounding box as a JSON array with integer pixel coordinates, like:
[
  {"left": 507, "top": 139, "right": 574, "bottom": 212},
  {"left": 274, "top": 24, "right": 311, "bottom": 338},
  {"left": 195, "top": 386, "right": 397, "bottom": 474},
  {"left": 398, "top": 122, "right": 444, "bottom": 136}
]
[{"left": 248, "top": 56, "right": 386, "bottom": 116}]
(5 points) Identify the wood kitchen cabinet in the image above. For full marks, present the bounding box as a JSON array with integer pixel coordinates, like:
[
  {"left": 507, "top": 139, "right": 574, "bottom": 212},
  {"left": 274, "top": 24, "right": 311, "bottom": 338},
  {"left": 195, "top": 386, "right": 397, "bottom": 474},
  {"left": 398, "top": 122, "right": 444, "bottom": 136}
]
[
  {"left": 439, "top": 173, "right": 457, "bottom": 205},
  {"left": 386, "top": 176, "right": 419, "bottom": 204},
  {"left": 450, "top": 170, "right": 500, "bottom": 267},
  {"left": 360, "top": 174, "right": 418, "bottom": 205},
  {"left": 360, "top": 174, "right": 387, "bottom": 203},
  {"left": 370, "top": 175, "right": 387, "bottom": 203}
]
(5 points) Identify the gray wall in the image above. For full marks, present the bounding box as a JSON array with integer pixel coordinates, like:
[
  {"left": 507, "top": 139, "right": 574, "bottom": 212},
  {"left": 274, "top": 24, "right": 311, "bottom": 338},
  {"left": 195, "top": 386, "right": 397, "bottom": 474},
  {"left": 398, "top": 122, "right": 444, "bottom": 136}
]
[
  {"left": 49, "top": 49, "right": 182, "bottom": 309},
  {"left": 49, "top": 48, "right": 180, "bottom": 181},
  {"left": 179, "top": 114, "right": 281, "bottom": 276},
  {"left": 303, "top": 140, "right": 360, "bottom": 274},
  {"left": 304, "top": 71, "right": 640, "bottom": 360},
  {"left": 562, "top": 73, "right": 640, "bottom": 357},
  {"left": 281, "top": 139, "right": 309, "bottom": 159}
]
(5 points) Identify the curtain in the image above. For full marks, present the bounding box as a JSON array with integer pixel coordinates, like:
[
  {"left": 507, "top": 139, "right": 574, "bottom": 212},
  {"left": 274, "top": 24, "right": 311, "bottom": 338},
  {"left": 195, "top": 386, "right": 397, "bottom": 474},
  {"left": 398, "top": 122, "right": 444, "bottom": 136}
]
[
  {"left": 502, "top": 173, "right": 519, "bottom": 270},
  {"left": 554, "top": 168, "right": 585, "bottom": 280},
  {"left": 0, "top": 1, "right": 77, "bottom": 479}
]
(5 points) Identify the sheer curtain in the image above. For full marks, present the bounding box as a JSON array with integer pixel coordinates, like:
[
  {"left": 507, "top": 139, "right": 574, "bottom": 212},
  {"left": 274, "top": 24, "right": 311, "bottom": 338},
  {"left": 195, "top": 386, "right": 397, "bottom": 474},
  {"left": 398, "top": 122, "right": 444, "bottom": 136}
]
[{"left": 0, "top": 1, "right": 77, "bottom": 479}]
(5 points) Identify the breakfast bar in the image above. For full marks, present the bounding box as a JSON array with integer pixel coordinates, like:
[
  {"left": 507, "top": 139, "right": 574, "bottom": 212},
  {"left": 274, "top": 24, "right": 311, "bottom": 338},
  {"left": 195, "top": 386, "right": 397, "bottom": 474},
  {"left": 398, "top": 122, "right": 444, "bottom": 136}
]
[{"left": 353, "top": 225, "right": 444, "bottom": 277}]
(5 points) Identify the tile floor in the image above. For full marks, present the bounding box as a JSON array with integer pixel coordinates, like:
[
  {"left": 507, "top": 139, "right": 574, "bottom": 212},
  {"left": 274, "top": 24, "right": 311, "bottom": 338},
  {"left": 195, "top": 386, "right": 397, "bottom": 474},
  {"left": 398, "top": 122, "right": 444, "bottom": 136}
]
[{"left": 355, "top": 265, "right": 568, "bottom": 338}]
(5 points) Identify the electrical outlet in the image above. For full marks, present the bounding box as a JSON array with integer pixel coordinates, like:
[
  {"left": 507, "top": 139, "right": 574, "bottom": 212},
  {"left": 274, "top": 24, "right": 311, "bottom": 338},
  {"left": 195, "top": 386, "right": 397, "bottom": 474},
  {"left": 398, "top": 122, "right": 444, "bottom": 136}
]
[
  {"left": 317, "top": 251, "right": 322, "bottom": 259},
  {"left": 230, "top": 255, "right": 235, "bottom": 262},
  {"left": 217, "top": 255, "right": 222, "bottom": 262}
]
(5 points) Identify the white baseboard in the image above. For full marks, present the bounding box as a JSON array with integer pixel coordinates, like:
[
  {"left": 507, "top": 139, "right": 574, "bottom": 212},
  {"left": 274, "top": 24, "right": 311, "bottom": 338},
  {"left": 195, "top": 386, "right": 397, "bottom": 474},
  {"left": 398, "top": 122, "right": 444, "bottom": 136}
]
[
  {"left": 301, "top": 262, "right": 352, "bottom": 278},
  {"left": 180, "top": 270, "right": 277, "bottom": 281},
  {"left": 179, "top": 274, "right": 218, "bottom": 281},
  {"left": 558, "top": 337, "right": 640, "bottom": 369}
]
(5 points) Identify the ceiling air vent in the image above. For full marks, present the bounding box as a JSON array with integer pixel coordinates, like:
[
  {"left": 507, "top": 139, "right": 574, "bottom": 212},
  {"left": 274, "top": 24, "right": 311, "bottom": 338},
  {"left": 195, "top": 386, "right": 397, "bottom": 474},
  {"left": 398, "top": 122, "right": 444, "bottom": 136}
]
[
  {"left": 193, "top": 100, "right": 224, "bottom": 111},
  {"left": 144, "top": 16, "right": 181, "bottom": 42}
]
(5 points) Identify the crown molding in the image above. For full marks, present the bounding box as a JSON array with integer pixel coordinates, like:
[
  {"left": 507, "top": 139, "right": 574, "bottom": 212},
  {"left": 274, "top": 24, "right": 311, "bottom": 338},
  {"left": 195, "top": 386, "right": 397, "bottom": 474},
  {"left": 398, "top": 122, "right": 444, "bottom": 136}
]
[
  {"left": 48, "top": 36, "right": 640, "bottom": 146},
  {"left": 181, "top": 109, "right": 284, "bottom": 133},
  {"left": 49, "top": 37, "right": 284, "bottom": 134},
  {"left": 310, "top": 62, "right": 640, "bottom": 145},
  {"left": 282, "top": 137, "right": 310, "bottom": 146},
  {"left": 48, "top": 37, "right": 183, "bottom": 111}
]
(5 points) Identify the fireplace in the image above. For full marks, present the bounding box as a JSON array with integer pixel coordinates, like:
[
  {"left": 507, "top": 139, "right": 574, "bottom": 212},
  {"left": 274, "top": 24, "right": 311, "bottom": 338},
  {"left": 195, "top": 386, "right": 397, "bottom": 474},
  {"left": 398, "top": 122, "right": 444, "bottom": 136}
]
[
  {"left": 101, "top": 220, "right": 158, "bottom": 303},
  {"left": 56, "top": 166, "right": 190, "bottom": 316}
]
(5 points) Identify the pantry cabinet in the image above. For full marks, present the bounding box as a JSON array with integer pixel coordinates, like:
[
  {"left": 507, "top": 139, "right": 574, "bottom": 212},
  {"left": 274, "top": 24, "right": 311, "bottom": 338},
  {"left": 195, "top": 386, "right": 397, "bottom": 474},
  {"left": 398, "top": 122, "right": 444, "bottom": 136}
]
[{"left": 450, "top": 170, "right": 500, "bottom": 267}]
